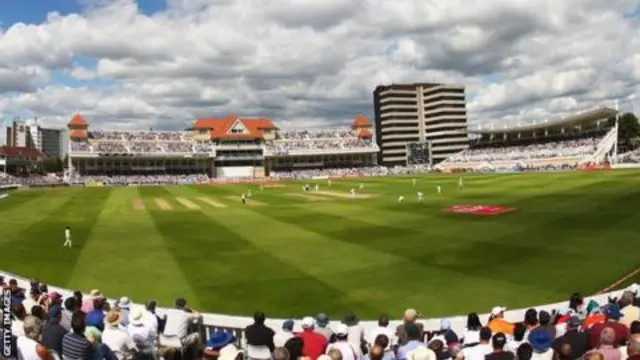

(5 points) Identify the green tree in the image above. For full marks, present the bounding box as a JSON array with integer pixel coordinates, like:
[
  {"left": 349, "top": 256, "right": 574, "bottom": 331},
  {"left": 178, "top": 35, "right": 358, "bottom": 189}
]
[{"left": 617, "top": 113, "right": 640, "bottom": 146}]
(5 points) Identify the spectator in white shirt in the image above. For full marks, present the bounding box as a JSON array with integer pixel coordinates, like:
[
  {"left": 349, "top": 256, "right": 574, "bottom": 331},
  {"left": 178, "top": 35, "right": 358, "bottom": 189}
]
[
  {"left": 368, "top": 315, "right": 395, "bottom": 349},
  {"left": 143, "top": 300, "right": 161, "bottom": 336},
  {"left": 102, "top": 310, "right": 135, "bottom": 360},
  {"left": 274, "top": 320, "right": 295, "bottom": 347},
  {"left": 22, "top": 289, "right": 44, "bottom": 316},
  {"left": 128, "top": 306, "right": 156, "bottom": 356},
  {"left": 343, "top": 313, "right": 364, "bottom": 353},
  {"left": 327, "top": 325, "right": 360, "bottom": 360},
  {"left": 456, "top": 327, "right": 492, "bottom": 360},
  {"left": 315, "top": 314, "right": 333, "bottom": 341},
  {"left": 461, "top": 313, "right": 482, "bottom": 346},
  {"left": 161, "top": 298, "right": 202, "bottom": 349}
]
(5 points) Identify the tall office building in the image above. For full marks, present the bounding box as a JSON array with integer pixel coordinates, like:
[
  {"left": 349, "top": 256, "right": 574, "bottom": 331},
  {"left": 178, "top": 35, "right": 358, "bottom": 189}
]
[
  {"left": 5, "top": 119, "right": 64, "bottom": 158},
  {"left": 373, "top": 83, "right": 468, "bottom": 166}
]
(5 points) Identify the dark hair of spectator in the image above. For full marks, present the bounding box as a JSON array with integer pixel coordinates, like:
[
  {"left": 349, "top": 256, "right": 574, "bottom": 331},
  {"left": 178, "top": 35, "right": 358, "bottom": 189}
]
[
  {"left": 64, "top": 297, "right": 77, "bottom": 311},
  {"left": 254, "top": 311, "right": 266, "bottom": 324},
  {"left": 467, "top": 313, "right": 482, "bottom": 331},
  {"left": 513, "top": 323, "right": 527, "bottom": 341},
  {"left": 31, "top": 305, "right": 45, "bottom": 320},
  {"left": 630, "top": 320, "right": 640, "bottom": 334},
  {"left": 374, "top": 334, "right": 389, "bottom": 349},
  {"left": 71, "top": 311, "right": 86, "bottom": 334},
  {"left": 284, "top": 337, "right": 303, "bottom": 360},
  {"left": 524, "top": 309, "right": 538, "bottom": 327}
]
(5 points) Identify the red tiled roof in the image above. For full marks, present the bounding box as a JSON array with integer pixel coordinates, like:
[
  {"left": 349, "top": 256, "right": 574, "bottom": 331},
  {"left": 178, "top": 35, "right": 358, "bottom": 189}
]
[
  {"left": 69, "top": 130, "right": 87, "bottom": 139},
  {"left": 68, "top": 114, "right": 87, "bottom": 127},
  {"left": 352, "top": 115, "right": 371, "bottom": 128},
  {"left": 358, "top": 128, "right": 373, "bottom": 138},
  {"left": 0, "top": 146, "right": 44, "bottom": 158},
  {"left": 193, "top": 115, "right": 277, "bottom": 140}
]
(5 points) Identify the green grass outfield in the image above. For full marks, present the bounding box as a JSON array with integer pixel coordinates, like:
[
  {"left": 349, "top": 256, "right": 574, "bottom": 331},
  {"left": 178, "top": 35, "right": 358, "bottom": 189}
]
[{"left": 1, "top": 171, "right": 640, "bottom": 319}]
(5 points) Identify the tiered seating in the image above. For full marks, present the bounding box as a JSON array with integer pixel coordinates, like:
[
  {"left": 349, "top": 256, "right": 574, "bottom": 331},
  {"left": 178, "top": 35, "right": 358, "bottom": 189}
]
[
  {"left": 448, "top": 138, "right": 600, "bottom": 163},
  {"left": 269, "top": 165, "right": 430, "bottom": 179},
  {"left": 265, "top": 129, "right": 376, "bottom": 154},
  {"left": 619, "top": 149, "right": 640, "bottom": 163},
  {"left": 68, "top": 174, "right": 209, "bottom": 185},
  {"left": 70, "top": 131, "right": 214, "bottom": 154}
]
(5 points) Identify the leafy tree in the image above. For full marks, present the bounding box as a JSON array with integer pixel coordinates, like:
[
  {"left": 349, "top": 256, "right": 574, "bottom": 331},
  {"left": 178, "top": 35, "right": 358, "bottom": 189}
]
[{"left": 606, "top": 112, "right": 640, "bottom": 150}]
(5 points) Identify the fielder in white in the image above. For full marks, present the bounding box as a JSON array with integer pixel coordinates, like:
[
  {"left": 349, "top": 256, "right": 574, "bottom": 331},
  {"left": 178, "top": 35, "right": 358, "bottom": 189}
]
[
  {"left": 63, "top": 226, "right": 72, "bottom": 248},
  {"left": 350, "top": 188, "right": 356, "bottom": 198},
  {"left": 359, "top": 183, "right": 364, "bottom": 191},
  {"left": 398, "top": 195, "right": 404, "bottom": 203},
  {"left": 458, "top": 177, "right": 464, "bottom": 189},
  {"left": 437, "top": 185, "right": 441, "bottom": 194},
  {"left": 315, "top": 184, "right": 320, "bottom": 192},
  {"left": 247, "top": 189, "right": 252, "bottom": 198},
  {"left": 417, "top": 192, "right": 423, "bottom": 202},
  {"left": 412, "top": 178, "right": 416, "bottom": 186}
]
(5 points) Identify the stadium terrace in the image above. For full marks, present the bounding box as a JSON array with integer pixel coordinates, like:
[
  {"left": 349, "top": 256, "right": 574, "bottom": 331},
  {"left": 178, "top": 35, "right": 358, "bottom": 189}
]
[{"left": 66, "top": 114, "right": 379, "bottom": 180}]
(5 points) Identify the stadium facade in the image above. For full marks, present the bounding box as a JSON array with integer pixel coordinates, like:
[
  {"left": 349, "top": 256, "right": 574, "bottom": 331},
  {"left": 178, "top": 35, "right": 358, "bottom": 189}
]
[
  {"left": 66, "top": 114, "right": 379, "bottom": 178},
  {"left": 373, "top": 83, "right": 469, "bottom": 166}
]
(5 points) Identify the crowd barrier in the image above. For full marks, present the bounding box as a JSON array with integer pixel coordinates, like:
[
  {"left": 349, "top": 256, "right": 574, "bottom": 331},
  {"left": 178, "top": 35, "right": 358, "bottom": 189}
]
[{"left": 0, "top": 269, "right": 635, "bottom": 345}]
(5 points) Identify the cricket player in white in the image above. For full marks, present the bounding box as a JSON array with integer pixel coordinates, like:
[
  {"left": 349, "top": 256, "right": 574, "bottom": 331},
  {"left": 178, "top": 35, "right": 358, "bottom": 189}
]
[
  {"left": 315, "top": 184, "right": 320, "bottom": 192},
  {"left": 241, "top": 193, "right": 246, "bottom": 204},
  {"left": 359, "top": 183, "right": 364, "bottom": 191},
  {"left": 350, "top": 188, "right": 356, "bottom": 198},
  {"left": 437, "top": 185, "right": 441, "bottom": 194},
  {"left": 458, "top": 177, "right": 464, "bottom": 189},
  {"left": 412, "top": 178, "right": 416, "bottom": 186},
  {"left": 64, "top": 226, "right": 72, "bottom": 248},
  {"left": 247, "top": 189, "right": 252, "bottom": 198},
  {"left": 398, "top": 195, "right": 404, "bottom": 203},
  {"left": 417, "top": 192, "right": 423, "bottom": 202}
]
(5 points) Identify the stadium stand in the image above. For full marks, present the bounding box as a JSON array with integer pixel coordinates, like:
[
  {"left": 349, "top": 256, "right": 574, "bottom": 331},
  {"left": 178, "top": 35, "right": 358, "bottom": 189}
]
[
  {"left": 1, "top": 271, "right": 639, "bottom": 360},
  {"left": 66, "top": 114, "right": 379, "bottom": 181},
  {"left": 437, "top": 107, "right": 618, "bottom": 172}
]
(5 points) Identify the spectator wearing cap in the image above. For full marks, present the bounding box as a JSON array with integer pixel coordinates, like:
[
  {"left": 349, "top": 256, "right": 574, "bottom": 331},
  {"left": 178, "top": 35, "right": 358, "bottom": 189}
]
[
  {"left": 244, "top": 311, "right": 275, "bottom": 360},
  {"left": 628, "top": 335, "right": 640, "bottom": 360},
  {"left": 275, "top": 320, "right": 296, "bottom": 347},
  {"left": 455, "top": 327, "right": 491, "bottom": 360},
  {"left": 588, "top": 304, "right": 629, "bottom": 347},
  {"left": 86, "top": 297, "right": 106, "bottom": 331},
  {"left": 620, "top": 291, "right": 640, "bottom": 328},
  {"left": 488, "top": 307, "right": 514, "bottom": 336},
  {"left": 461, "top": 313, "right": 482, "bottom": 346},
  {"left": 128, "top": 306, "right": 157, "bottom": 356},
  {"left": 161, "top": 297, "right": 202, "bottom": 349},
  {"left": 118, "top": 297, "right": 131, "bottom": 327},
  {"left": 486, "top": 332, "right": 514, "bottom": 360},
  {"left": 297, "top": 316, "right": 327, "bottom": 360},
  {"left": 342, "top": 312, "right": 364, "bottom": 353},
  {"left": 588, "top": 327, "right": 621, "bottom": 360},
  {"left": 42, "top": 305, "right": 67, "bottom": 355},
  {"left": 397, "top": 309, "right": 424, "bottom": 346},
  {"left": 326, "top": 324, "right": 360, "bottom": 360},
  {"left": 102, "top": 310, "right": 135, "bottom": 360},
  {"left": 398, "top": 323, "right": 428, "bottom": 360},
  {"left": 552, "top": 316, "right": 589, "bottom": 359},
  {"left": 527, "top": 328, "right": 553, "bottom": 360},
  {"left": 368, "top": 314, "right": 395, "bottom": 349},
  {"left": 315, "top": 313, "right": 333, "bottom": 341}
]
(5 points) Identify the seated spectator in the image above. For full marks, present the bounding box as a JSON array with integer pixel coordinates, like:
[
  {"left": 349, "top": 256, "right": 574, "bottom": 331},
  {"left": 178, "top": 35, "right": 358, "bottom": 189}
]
[
  {"left": 488, "top": 307, "right": 514, "bottom": 336},
  {"left": 315, "top": 314, "right": 333, "bottom": 342},
  {"left": 368, "top": 315, "right": 395, "bottom": 349},
  {"left": 272, "top": 347, "right": 291, "bottom": 360},
  {"left": 342, "top": 313, "right": 364, "bottom": 353},
  {"left": 397, "top": 309, "right": 423, "bottom": 346},
  {"left": 17, "top": 315, "right": 55, "bottom": 360},
  {"left": 507, "top": 323, "right": 527, "bottom": 352},
  {"left": 427, "top": 339, "right": 450, "bottom": 360},
  {"left": 102, "top": 310, "right": 135, "bottom": 360},
  {"left": 486, "top": 332, "right": 513, "bottom": 360},
  {"left": 296, "top": 317, "right": 327, "bottom": 360},
  {"left": 244, "top": 311, "right": 275, "bottom": 360},
  {"left": 61, "top": 297, "right": 77, "bottom": 331},
  {"left": 128, "top": 306, "right": 157, "bottom": 356},
  {"left": 538, "top": 311, "right": 555, "bottom": 339},
  {"left": 275, "top": 320, "right": 296, "bottom": 347},
  {"left": 42, "top": 305, "right": 67, "bottom": 356},
  {"left": 455, "top": 327, "right": 491, "bottom": 360},
  {"left": 284, "top": 337, "right": 305, "bottom": 360},
  {"left": 118, "top": 297, "right": 131, "bottom": 327},
  {"left": 528, "top": 328, "right": 553, "bottom": 360},
  {"left": 461, "top": 313, "right": 482, "bottom": 346},
  {"left": 62, "top": 311, "right": 96, "bottom": 360},
  {"left": 628, "top": 335, "right": 640, "bottom": 360},
  {"left": 588, "top": 305, "right": 629, "bottom": 347},
  {"left": 86, "top": 298, "right": 106, "bottom": 331},
  {"left": 12, "top": 303, "right": 28, "bottom": 337},
  {"left": 161, "top": 298, "right": 202, "bottom": 349},
  {"left": 516, "top": 344, "right": 533, "bottom": 360},
  {"left": 552, "top": 316, "right": 589, "bottom": 359},
  {"left": 589, "top": 327, "right": 620, "bottom": 360},
  {"left": 326, "top": 324, "right": 360, "bottom": 360},
  {"left": 619, "top": 291, "right": 640, "bottom": 328},
  {"left": 85, "top": 326, "right": 118, "bottom": 360},
  {"left": 398, "top": 323, "right": 428, "bottom": 360}
]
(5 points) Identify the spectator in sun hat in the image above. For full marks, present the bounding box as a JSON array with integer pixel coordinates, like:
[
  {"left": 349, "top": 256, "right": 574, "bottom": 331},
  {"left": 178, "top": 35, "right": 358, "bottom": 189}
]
[
  {"left": 326, "top": 324, "right": 360, "bottom": 360},
  {"left": 527, "top": 328, "right": 553, "bottom": 360},
  {"left": 488, "top": 307, "right": 514, "bottom": 336},
  {"left": 275, "top": 320, "right": 296, "bottom": 347},
  {"left": 206, "top": 329, "right": 236, "bottom": 351},
  {"left": 369, "top": 314, "right": 395, "bottom": 349},
  {"left": 589, "top": 304, "right": 629, "bottom": 347},
  {"left": 102, "top": 309, "right": 135, "bottom": 360},
  {"left": 619, "top": 291, "right": 640, "bottom": 328},
  {"left": 408, "top": 346, "right": 437, "bottom": 360},
  {"left": 552, "top": 316, "right": 589, "bottom": 359},
  {"left": 118, "top": 297, "right": 131, "bottom": 327},
  {"left": 486, "top": 332, "right": 514, "bottom": 360},
  {"left": 398, "top": 323, "right": 428, "bottom": 360},
  {"left": 128, "top": 306, "right": 156, "bottom": 355},
  {"left": 297, "top": 316, "right": 327, "bottom": 360},
  {"left": 455, "top": 327, "right": 491, "bottom": 360},
  {"left": 343, "top": 312, "right": 364, "bottom": 352},
  {"left": 315, "top": 313, "right": 333, "bottom": 341},
  {"left": 397, "top": 309, "right": 424, "bottom": 346}
]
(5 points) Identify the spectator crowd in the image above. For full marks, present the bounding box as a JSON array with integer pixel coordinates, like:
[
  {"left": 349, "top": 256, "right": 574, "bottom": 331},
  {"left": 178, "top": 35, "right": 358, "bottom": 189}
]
[
  {"left": 2, "top": 276, "right": 640, "bottom": 360},
  {"left": 447, "top": 139, "right": 600, "bottom": 163},
  {"left": 268, "top": 166, "right": 431, "bottom": 180},
  {"left": 265, "top": 129, "right": 376, "bottom": 155},
  {"left": 70, "top": 131, "right": 213, "bottom": 155}
]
